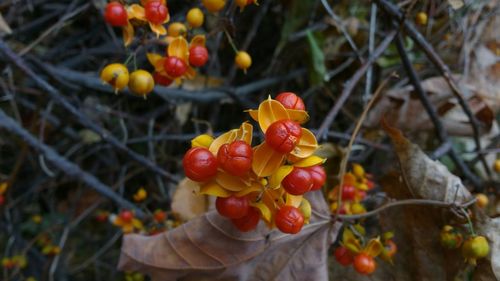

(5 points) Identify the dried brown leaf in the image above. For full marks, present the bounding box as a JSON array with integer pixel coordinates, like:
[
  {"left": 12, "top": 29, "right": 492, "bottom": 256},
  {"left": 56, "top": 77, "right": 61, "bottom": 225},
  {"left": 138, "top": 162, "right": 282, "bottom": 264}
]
[
  {"left": 171, "top": 178, "right": 209, "bottom": 221},
  {"left": 382, "top": 120, "right": 472, "bottom": 204},
  {"left": 119, "top": 191, "right": 340, "bottom": 281},
  {"left": 365, "top": 76, "right": 495, "bottom": 136}
]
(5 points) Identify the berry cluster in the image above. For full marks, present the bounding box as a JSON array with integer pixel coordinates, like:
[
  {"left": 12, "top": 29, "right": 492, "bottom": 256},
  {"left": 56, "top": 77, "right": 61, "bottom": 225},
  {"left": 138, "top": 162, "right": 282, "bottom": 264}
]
[
  {"left": 182, "top": 93, "right": 324, "bottom": 234},
  {"left": 100, "top": 1, "right": 255, "bottom": 97},
  {"left": 0, "top": 182, "right": 8, "bottom": 206},
  {"left": 440, "top": 225, "right": 490, "bottom": 265},
  {"left": 334, "top": 226, "right": 397, "bottom": 275},
  {"left": 328, "top": 164, "right": 374, "bottom": 215}
]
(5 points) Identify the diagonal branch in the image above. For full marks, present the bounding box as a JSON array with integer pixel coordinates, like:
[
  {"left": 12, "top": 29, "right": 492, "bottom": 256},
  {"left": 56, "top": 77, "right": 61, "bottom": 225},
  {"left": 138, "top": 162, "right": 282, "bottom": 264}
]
[
  {"left": 316, "top": 30, "right": 397, "bottom": 141},
  {"left": 374, "top": 0, "right": 492, "bottom": 179},
  {"left": 394, "top": 33, "right": 482, "bottom": 188},
  {"left": 0, "top": 109, "right": 144, "bottom": 217},
  {"left": 0, "top": 39, "right": 178, "bottom": 183}
]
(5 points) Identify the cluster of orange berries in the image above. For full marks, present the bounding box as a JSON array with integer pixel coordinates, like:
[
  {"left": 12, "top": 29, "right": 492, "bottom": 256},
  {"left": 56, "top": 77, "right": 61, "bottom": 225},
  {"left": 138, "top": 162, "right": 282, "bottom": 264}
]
[
  {"left": 2, "top": 255, "right": 27, "bottom": 270},
  {"left": 182, "top": 93, "right": 325, "bottom": 234},
  {"left": 328, "top": 164, "right": 374, "bottom": 215},
  {"left": 100, "top": 0, "right": 254, "bottom": 97},
  {"left": 440, "top": 225, "right": 490, "bottom": 265},
  {"left": 106, "top": 208, "right": 177, "bottom": 235},
  {"left": 334, "top": 227, "right": 397, "bottom": 275},
  {"left": 36, "top": 235, "right": 61, "bottom": 257}
]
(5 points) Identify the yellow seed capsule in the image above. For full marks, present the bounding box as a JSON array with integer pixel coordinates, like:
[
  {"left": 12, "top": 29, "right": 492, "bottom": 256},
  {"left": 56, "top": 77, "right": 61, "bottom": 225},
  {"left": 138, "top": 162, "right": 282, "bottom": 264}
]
[
  {"left": 202, "top": 0, "right": 226, "bottom": 13},
  {"left": 235, "top": 51, "right": 252, "bottom": 72},
  {"left": 191, "top": 134, "right": 214, "bottom": 148},
  {"left": 168, "top": 22, "right": 187, "bottom": 37},
  {"left": 416, "top": 12, "right": 428, "bottom": 26},
  {"left": 186, "top": 8, "right": 204, "bottom": 28},
  {"left": 494, "top": 159, "right": 500, "bottom": 172},
  {"left": 350, "top": 203, "right": 366, "bottom": 214},
  {"left": 299, "top": 199, "right": 312, "bottom": 224},
  {"left": 475, "top": 193, "right": 489, "bottom": 208},
  {"left": 128, "top": 70, "right": 154, "bottom": 96},
  {"left": 100, "top": 63, "right": 129, "bottom": 92},
  {"left": 352, "top": 163, "right": 365, "bottom": 178}
]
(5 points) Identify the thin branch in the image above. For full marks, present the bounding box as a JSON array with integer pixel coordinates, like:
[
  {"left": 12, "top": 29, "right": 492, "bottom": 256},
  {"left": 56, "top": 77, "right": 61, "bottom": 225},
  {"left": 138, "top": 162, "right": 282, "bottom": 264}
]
[
  {"left": 375, "top": 0, "right": 492, "bottom": 179},
  {"left": 0, "top": 39, "right": 178, "bottom": 183},
  {"left": 316, "top": 30, "right": 397, "bottom": 141},
  {"left": 0, "top": 109, "right": 144, "bottom": 216},
  {"left": 394, "top": 33, "right": 482, "bottom": 188},
  {"left": 337, "top": 198, "right": 477, "bottom": 220}
]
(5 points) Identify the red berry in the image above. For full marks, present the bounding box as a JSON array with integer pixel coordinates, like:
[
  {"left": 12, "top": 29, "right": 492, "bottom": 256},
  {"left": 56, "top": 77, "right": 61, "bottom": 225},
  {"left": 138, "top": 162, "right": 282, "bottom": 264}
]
[
  {"left": 189, "top": 46, "right": 209, "bottom": 67},
  {"left": 384, "top": 240, "right": 397, "bottom": 258},
  {"left": 182, "top": 147, "right": 218, "bottom": 182},
  {"left": 265, "top": 120, "right": 302, "bottom": 153},
  {"left": 307, "top": 165, "right": 326, "bottom": 191},
  {"left": 275, "top": 92, "right": 305, "bottom": 110},
  {"left": 0, "top": 195, "right": 4, "bottom": 205},
  {"left": 341, "top": 185, "right": 356, "bottom": 201},
  {"left": 216, "top": 196, "right": 249, "bottom": 219},
  {"left": 282, "top": 167, "right": 313, "bottom": 195},
  {"left": 217, "top": 140, "right": 252, "bottom": 176},
  {"left": 353, "top": 253, "right": 376, "bottom": 275},
  {"left": 153, "top": 72, "right": 173, "bottom": 86},
  {"left": 355, "top": 189, "right": 367, "bottom": 201},
  {"left": 164, "top": 56, "right": 187, "bottom": 78},
  {"left": 144, "top": 0, "right": 168, "bottom": 24},
  {"left": 231, "top": 207, "right": 260, "bottom": 232},
  {"left": 334, "top": 246, "right": 353, "bottom": 266},
  {"left": 275, "top": 205, "right": 304, "bottom": 234},
  {"left": 104, "top": 2, "right": 128, "bottom": 27},
  {"left": 120, "top": 210, "right": 134, "bottom": 223},
  {"left": 153, "top": 210, "right": 167, "bottom": 222}
]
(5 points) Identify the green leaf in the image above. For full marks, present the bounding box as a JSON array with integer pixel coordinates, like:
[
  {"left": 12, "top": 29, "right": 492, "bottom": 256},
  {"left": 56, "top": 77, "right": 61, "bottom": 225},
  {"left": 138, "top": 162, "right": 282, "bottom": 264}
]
[{"left": 306, "top": 31, "right": 326, "bottom": 86}]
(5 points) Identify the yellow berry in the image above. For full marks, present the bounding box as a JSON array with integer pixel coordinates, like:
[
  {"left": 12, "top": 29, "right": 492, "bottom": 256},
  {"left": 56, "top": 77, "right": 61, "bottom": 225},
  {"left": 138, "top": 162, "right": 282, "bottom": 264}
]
[
  {"left": 351, "top": 203, "right": 366, "bottom": 214},
  {"left": 462, "top": 236, "right": 490, "bottom": 264},
  {"left": 475, "top": 193, "right": 489, "bottom": 208},
  {"left": 100, "top": 63, "right": 129, "bottom": 92},
  {"left": 168, "top": 22, "right": 187, "bottom": 37},
  {"left": 494, "top": 159, "right": 500, "bottom": 172},
  {"left": 202, "top": 0, "right": 226, "bottom": 13},
  {"left": 416, "top": 12, "right": 428, "bottom": 26},
  {"left": 128, "top": 70, "right": 154, "bottom": 96},
  {"left": 352, "top": 163, "right": 365, "bottom": 178},
  {"left": 186, "top": 8, "right": 204, "bottom": 28},
  {"left": 235, "top": 51, "right": 252, "bottom": 71}
]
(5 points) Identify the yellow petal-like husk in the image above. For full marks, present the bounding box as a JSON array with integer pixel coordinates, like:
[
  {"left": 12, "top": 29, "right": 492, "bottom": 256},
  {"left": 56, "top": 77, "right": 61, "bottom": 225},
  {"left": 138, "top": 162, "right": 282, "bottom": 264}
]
[
  {"left": 128, "top": 4, "right": 146, "bottom": 20},
  {"left": 235, "top": 122, "right": 253, "bottom": 145},
  {"left": 190, "top": 34, "right": 206, "bottom": 47},
  {"left": 234, "top": 181, "right": 262, "bottom": 197},
  {"left": 257, "top": 97, "right": 289, "bottom": 133},
  {"left": 215, "top": 171, "right": 249, "bottom": 192},
  {"left": 268, "top": 165, "right": 293, "bottom": 189},
  {"left": 199, "top": 182, "right": 232, "bottom": 197},
  {"left": 251, "top": 202, "right": 271, "bottom": 222},
  {"left": 285, "top": 193, "right": 302, "bottom": 208},
  {"left": 122, "top": 23, "right": 135, "bottom": 47},
  {"left": 209, "top": 129, "right": 238, "bottom": 154},
  {"left": 168, "top": 37, "right": 189, "bottom": 63},
  {"left": 292, "top": 155, "right": 326, "bottom": 167},
  {"left": 150, "top": 22, "right": 167, "bottom": 37},
  {"left": 184, "top": 66, "right": 196, "bottom": 80},
  {"left": 252, "top": 142, "right": 285, "bottom": 177},
  {"left": 364, "top": 238, "right": 383, "bottom": 258},
  {"left": 290, "top": 128, "right": 318, "bottom": 158},
  {"left": 246, "top": 109, "right": 259, "bottom": 122},
  {"left": 286, "top": 109, "right": 309, "bottom": 124},
  {"left": 342, "top": 229, "right": 362, "bottom": 253}
]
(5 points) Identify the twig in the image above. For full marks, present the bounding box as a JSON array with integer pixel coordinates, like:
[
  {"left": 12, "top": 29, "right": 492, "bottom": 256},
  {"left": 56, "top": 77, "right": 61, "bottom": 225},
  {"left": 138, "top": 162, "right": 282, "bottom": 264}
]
[
  {"left": 0, "top": 109, "right": 144, "bottom": 217},
  {"left": 0, "top": 39, "right": 179, "bottom": 183},
  {"left": 69, "top": 231, "right": 122, "bottom": 274},
  {"left": 394, "top": 33, "right": 482, "bottom": 188},
  {"left": 375, "top": 0, "right": 492, "bottom": 179},
  {"left": 333, "top": 74, "right": 395, "bottom": 221},
  {"left": 337, "top": 198, "right": 477, "bottom": 220},
  {"left": 320, "top": 0, "right": 364, "bottom": 63},
  {"left": 364, "top": 3, "right": 377, "bottom": 103},
  {"left": 316, "top": 30, "right": 397, "bottom": 141}
]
